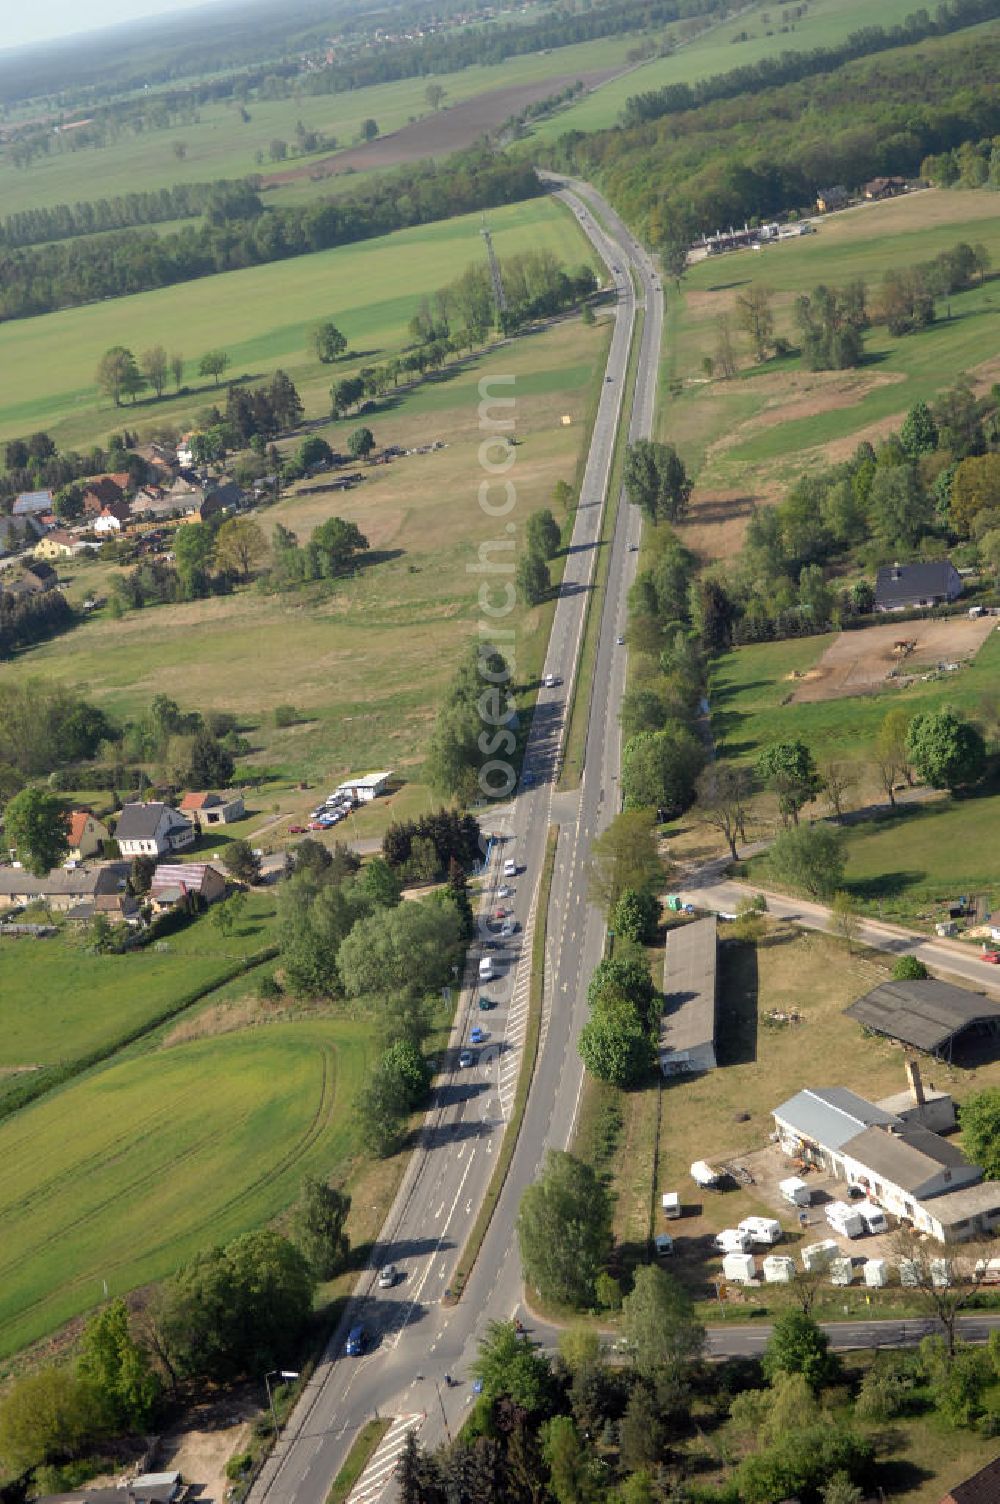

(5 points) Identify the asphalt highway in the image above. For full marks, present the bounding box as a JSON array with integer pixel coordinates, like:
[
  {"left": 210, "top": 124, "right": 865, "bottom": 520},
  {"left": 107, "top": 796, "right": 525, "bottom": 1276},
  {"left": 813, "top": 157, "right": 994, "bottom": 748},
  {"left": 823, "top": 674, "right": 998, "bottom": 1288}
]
[{"left": 247, "top": 180, "right": 663, "bottom": 1504}]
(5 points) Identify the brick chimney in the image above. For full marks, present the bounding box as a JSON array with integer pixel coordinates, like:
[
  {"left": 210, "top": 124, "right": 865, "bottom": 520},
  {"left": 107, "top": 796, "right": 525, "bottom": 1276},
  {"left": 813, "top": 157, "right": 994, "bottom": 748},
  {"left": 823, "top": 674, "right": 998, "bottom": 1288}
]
[{"left": 906, "top": 1059, "right": 925, "bottom": 1107}]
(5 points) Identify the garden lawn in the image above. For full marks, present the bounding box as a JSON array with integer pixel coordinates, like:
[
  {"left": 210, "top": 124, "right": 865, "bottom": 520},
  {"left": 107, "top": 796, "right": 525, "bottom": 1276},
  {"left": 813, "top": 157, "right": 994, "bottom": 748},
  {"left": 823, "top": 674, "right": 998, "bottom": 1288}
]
[
  {"left": 0, "top": 894, "right": 277, "bottom": 1072},
  {"left": 8, "top": 315, "right": 609, "bottom": 796},
  {"left": 0, "top": 195, "right": 598, "bottom": 453},
  {"left": 0, "top": 1018, "right": 372, "bottom": 1358},
  {"left": 841, "top": 792, "right": 1000, "bottom": 920}
]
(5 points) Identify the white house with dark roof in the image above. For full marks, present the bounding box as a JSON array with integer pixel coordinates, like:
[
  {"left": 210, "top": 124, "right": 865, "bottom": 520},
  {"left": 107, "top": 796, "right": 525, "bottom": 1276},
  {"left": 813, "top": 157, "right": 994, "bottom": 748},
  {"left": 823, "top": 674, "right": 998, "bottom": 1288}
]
[{"left": 114, "top": 802, "right": 194, "bottom": 859}]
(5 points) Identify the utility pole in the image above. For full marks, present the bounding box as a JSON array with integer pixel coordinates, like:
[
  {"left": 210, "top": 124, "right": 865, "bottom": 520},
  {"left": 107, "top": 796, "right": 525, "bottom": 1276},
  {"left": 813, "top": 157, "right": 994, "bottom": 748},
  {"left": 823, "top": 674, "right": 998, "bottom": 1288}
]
[{"left": 481, "top": 220, "right": 507, "bottom": 327}]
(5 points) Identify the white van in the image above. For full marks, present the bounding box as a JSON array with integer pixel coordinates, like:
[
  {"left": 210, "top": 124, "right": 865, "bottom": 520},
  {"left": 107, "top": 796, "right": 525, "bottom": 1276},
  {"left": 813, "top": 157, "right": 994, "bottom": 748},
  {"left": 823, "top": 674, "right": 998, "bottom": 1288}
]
[
  {"left": 478, "top": 956, "right": 494, "bottom": 982},
  {"left": 856, "top": 1201, "right": 888, "bottom": 1235},
  {"left": 503, "top": 858, "right": 517, "bottom": 878}
]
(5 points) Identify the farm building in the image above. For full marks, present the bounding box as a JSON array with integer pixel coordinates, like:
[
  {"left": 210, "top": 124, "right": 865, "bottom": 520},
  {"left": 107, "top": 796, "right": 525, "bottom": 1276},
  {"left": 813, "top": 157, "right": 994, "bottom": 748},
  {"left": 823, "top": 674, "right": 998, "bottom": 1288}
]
[
  {"left": 37, "top": 1470, "right": 183, "bottom": 1504},
  {"left": 864, "top": 175, "right": 907, "bottom": 199},
  {"left": 845, "top": 977, "right": 1000, "bottom": 1061},
  {"left": 12, "top": 489, "right": 53, "bottom": 516},
  {"left": 877, "top": 1060, "right": 957, "bottom": 1134},
  {"left": 179, "top": 790, "right": 245, "bottom": 827},
  {"left": 334, "top": 771, "right": 393, "bottom": 802},
  {"left": 773, "top": 1081, "right": 1000, "bottom": 1243},
  {"left": 659, "top": 915, "right": 718, "bottom": 1075},
  {"left": 115, "top": 802, "right": 194, "bottom": 859},
  {"left": 874, "top": 559, "right": 961, "bottom": 611}
]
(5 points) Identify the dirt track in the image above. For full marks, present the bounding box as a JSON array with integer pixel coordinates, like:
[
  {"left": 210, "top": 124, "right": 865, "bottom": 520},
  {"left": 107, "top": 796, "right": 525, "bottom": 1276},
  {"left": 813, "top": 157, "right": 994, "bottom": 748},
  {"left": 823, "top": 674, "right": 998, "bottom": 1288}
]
[
  {"left": 789, "top": 615, "right": 997, "bottom": 703},
  {"left": 260, "top": 70, "right": 617, "bottom": 185}
]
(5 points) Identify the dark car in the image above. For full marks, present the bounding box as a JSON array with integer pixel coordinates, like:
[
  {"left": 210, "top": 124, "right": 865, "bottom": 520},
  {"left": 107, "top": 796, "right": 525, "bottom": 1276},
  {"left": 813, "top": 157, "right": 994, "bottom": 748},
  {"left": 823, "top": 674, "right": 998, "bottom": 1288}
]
[{"left": 345, "top": 1323, "right": 366, "bottom": 1356}]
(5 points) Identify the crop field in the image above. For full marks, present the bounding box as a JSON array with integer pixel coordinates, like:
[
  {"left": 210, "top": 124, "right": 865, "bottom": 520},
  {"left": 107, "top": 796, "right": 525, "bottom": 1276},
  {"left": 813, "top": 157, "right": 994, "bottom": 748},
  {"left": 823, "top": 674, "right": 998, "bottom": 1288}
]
[
  {"left": 531, "top": 0, "right": 930, "bottom": 141},
  {"left": 0, "top": 1019, "right": 373, "bottom": 1357},
  {"left": 0, "top": 195, "right": 596, "bottom": 454},
  {"left": 0, "top": 37, "right": 635, "bottom": 219},
  {"left": 0, "top": 895, "right": 277, "bottom": 1076},
  {"left": 661, "top": 188, "right": 1000, "bottom": 560},
  {"left": 7, "top": 314, "right": 610, "bottom": 804}
]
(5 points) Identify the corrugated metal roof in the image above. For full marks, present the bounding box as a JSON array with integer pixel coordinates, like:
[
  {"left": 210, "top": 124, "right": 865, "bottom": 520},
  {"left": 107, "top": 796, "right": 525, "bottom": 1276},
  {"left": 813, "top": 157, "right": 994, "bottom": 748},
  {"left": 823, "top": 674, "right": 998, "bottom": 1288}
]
[
  {"left": 660, "top": 915, "right": 717, "bottom": 1064},
  {"left": 846, "top": 978, "right": 1000, "bottom": 1053},
  {"left": 772, "top": 1087, "right": 899, "bottom": 1150}
]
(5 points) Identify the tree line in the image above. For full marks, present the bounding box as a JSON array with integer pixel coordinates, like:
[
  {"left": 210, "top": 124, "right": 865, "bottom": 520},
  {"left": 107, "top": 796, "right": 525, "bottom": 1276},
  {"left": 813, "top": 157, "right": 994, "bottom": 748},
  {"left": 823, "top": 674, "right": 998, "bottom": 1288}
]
[
  {"left": 0, "top": 177, "right": 263, "bottom": 251},
  {"left": 0, "top": 151, "right": 544, "bottom": 322},
  {"left": 620, "top": 0, "right": 1000, "bottom": 128},
  {"left": 545, "top": 25, "right": 1000, "bottom": 250}
]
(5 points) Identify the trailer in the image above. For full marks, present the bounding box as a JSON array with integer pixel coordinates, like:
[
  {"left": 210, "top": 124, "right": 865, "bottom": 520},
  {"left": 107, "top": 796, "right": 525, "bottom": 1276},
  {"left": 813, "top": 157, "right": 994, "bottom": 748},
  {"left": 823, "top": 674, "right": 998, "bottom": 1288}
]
[
  {"left": 779, "top": 1176, "right": 811, "bottom": 1207},
  {"left": 661, "top": 1192, "right": 681, "bottom": 1220},
  {"left": 830, "top": 1257, "right": 854, "bottom": 1286},
  {"left": 738, "top": 1216, "right": 782, "bottom": 1247},
  {"left": 714, "top": 1228, "right": 752, "bottom": 1254},
  {"left": 762, "top": 1255, "right": 796, "bottom": 1284},
  {"left": 801, "top": 1239, "right": 839, "bottom": 1272},
  {"left": 691, "top": 1160, "right": 724, "bottom": 1189},
  {"left": 864, "top": 1258, "right": 889, "bottom": 1288},
  {"left": 722, "top": 1252, "right": 757, "bottom": 1284},
  {"left": 856, "top": 1200, "right": 888, "bottom": 1235},
  {"left": 825, "top": 1200, "right": 865, "bottom": 1239}
]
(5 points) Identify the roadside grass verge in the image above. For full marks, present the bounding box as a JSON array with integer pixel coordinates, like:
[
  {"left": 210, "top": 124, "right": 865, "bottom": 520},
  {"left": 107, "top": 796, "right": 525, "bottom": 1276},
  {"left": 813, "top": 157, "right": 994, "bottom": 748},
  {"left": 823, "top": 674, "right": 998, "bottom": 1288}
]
[
  {"left": 558, "top": 307, "right": 644, "bottom": 789},
  {"left": 324, "top": 1419, "right": 392, "bottom": 1504},
  {"left": 447, "top": 825, "right": 557, "bottom": 1302}
]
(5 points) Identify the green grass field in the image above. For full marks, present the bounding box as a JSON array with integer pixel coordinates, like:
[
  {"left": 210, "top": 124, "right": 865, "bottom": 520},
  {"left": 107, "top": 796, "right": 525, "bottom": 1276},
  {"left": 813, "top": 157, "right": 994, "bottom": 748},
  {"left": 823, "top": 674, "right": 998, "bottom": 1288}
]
[
  {"left": 0, "top": 895, "right": 277, "bottom": 1073},
  {"left": 709, "top": 628, "right": 1000, "bottom": 768},
  {"left": 0, "top": 37, "right": 634, "bottom": 219},
  {"left": 531, "top": 0, "right": 931, "bottom": 140},
  {"left": 0, "top": 1018, "right": 372, "bottom": 1357},
  {"left": 0, "top": 195, "right": 596, "bottom": 453},
  {"left": 659, "top": 188, "right": 1000, "bottom": 560},
  {"left": 7, "top": 313, "right": 610, "bottom": 805}
]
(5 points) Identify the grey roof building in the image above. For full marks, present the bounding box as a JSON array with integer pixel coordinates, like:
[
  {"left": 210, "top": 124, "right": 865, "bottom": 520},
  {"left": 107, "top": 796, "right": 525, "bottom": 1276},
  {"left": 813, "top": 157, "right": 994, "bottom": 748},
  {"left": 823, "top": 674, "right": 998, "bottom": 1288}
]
[
  {"left": 660, "top": 915, "right": 718, "bottom": 1075},
  {"left": 874, "top": 559, "right": 961, "bottom": 611},
  {"left": 773, "top": 1087, "right": 899, "bottom": 1155},
  {"left": 841, "top": 1122, "right": 973, "bottom": 1196},
  {"left": 846, "top": 977, "right": 1000, "bottom": 1059}
]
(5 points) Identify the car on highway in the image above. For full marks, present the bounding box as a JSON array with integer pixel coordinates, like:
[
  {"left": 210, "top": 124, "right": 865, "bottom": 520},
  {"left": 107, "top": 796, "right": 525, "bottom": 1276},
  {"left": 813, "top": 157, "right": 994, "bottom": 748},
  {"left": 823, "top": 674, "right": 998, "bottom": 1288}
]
[
  {"left": 497, "top": 885, "right": 513, "bottom": 899},
  {"left": 345, "top": 1324, "right": 367, "bottom": 1356},
  {"left": 378, "top": 1264, "right": 397, "bottom": 1288},
  {"left": 501, "top": 918, "right": 517, "bottom": 938},
  {"left": 459, "top": 1049, "right": 475, "bottom": 1068},
  {"left": 982, "top": 951, "right": 1000, "bottom": 964},
  {"left": 605, "top": 375, "right": 613, "bottom": 383},
  {"left": 522, "top": 771, "right": 535, "bottom": 787},
  {"left": 503, "top": 858, "right": 518, "bottom": 878},
  {"left": 478, "top": 996, "right": 495, "bottom": 1011},
  {"left": 629, "top": 543, "right": 638, "bottom": 552},
  {"left": 470, "top": 1026, "right": 487, "bottom": 1044},
  {"left": 288, "top": 825, "right": 306, "bottom": 834},
  {"left": 544, "top": 673, "right": 559, "bottom": 687},
  {"left": 616, "top": 635, "right": 625, "bottom": 645}
]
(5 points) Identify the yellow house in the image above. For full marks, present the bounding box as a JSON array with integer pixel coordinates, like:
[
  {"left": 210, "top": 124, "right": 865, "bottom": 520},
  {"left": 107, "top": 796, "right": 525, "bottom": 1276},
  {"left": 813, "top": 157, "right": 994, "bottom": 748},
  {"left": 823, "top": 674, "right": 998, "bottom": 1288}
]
[
  {"left": 33, "top": 529, "right": 75, "bottom": 561},
  {"left": 66, "top": 811, "right": 110, "bottom": 862}
]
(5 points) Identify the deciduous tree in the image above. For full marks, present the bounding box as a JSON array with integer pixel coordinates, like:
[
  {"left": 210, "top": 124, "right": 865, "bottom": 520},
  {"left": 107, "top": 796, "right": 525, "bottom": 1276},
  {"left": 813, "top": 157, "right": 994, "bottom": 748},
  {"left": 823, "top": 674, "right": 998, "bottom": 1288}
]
[
  {"left": 214, "top": 517, "right": 268, "bottom": 580},
  {"left": 623, "top": 439, "right": 692, "bottom": 523},
  {"left": 198, "top": 349, "right": 231, "bottom": 387},
  {"left": 4, "top": 786, "right": 69, "bottom": 875},
  {"left": 311, "top": 322, "right": 348, "bottom": 363},
  {"left": 292, "top": 1175, "right": 351, "bottom": 1278},
  {"left": 906, "top": 710, "right": 986, "bottom": 791},
  {"left": 621, "top": 1264, "right": 704, "bottom": 1378},
  {"left": 766, "top": 822, "right": 845, "bottom": 899},
  {"left": 517, "top": 1151, "right": 612, "bottom": 1308}
]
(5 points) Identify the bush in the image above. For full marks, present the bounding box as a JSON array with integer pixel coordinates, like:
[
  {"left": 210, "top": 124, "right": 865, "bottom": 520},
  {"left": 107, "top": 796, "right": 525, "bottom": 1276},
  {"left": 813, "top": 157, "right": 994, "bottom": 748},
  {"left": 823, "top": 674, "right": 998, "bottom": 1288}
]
[
  {"left": 225, "top": 1453, "right": 253, "bottom": 1482},
  {"left": 256, "top": 974, "right": 282, "bottom": 1002},
  {"left": 274, "top": 704, "right": 299, "bottom": 728},
  {"left": 892, "top": 955, "right": 928, "bottom": 980}
]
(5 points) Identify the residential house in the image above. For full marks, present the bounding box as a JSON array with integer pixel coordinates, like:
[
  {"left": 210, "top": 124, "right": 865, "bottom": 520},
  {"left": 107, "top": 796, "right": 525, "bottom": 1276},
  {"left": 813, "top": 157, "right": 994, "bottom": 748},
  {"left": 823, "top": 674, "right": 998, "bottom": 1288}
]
[
  {"left": 66, "top": 811, "right": 110, "bottom": 862},
  {"left": 33, "top": 529, "right": 75, "bottom": 560},
  {"left": 114, "top": 802, "right": 195, "bottom": 858},
  {"left": 150, "top": 862, "right": 226, "bottom": 912},
  {"left": 178, "top": 479, "right": 242, "bottom": 524},
  {"left": 176, "top": 433, "right": 197, "bottom": 467},
  {"left": 82, "top": 475, "right": 129, "bottom": 516},
  {"left": 874, "top": 559, "right": 962, "bottom": 611},
  {"left": 938, "top": 1453, "right": 1000, "bottom": 1502},
  {"left": 36, "top": 1469, "right": 183, "bottom": 1504},
  {"left": 0, "top": 861, "right": 133, "bottom": 917},
  {"left": 134, "top": 442, "right": 179, "bottom": 478},
  {"left": 12, "top": 489, "right": 54, "bottom": 517},
  {"left": 179, "top": 790, "right": 245, "bottom": 827},
  {"left": 93, "top": 507, "right": 128, "bottom": 535},
  {"left": 131, "top": 486, "right": 183, "bottom": 522},
  {"left": 815, "top": 185, "right": 849, "bottom": 212},
  {"left": 864, "top": 175, "right": 907, "bottom": 200}
]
